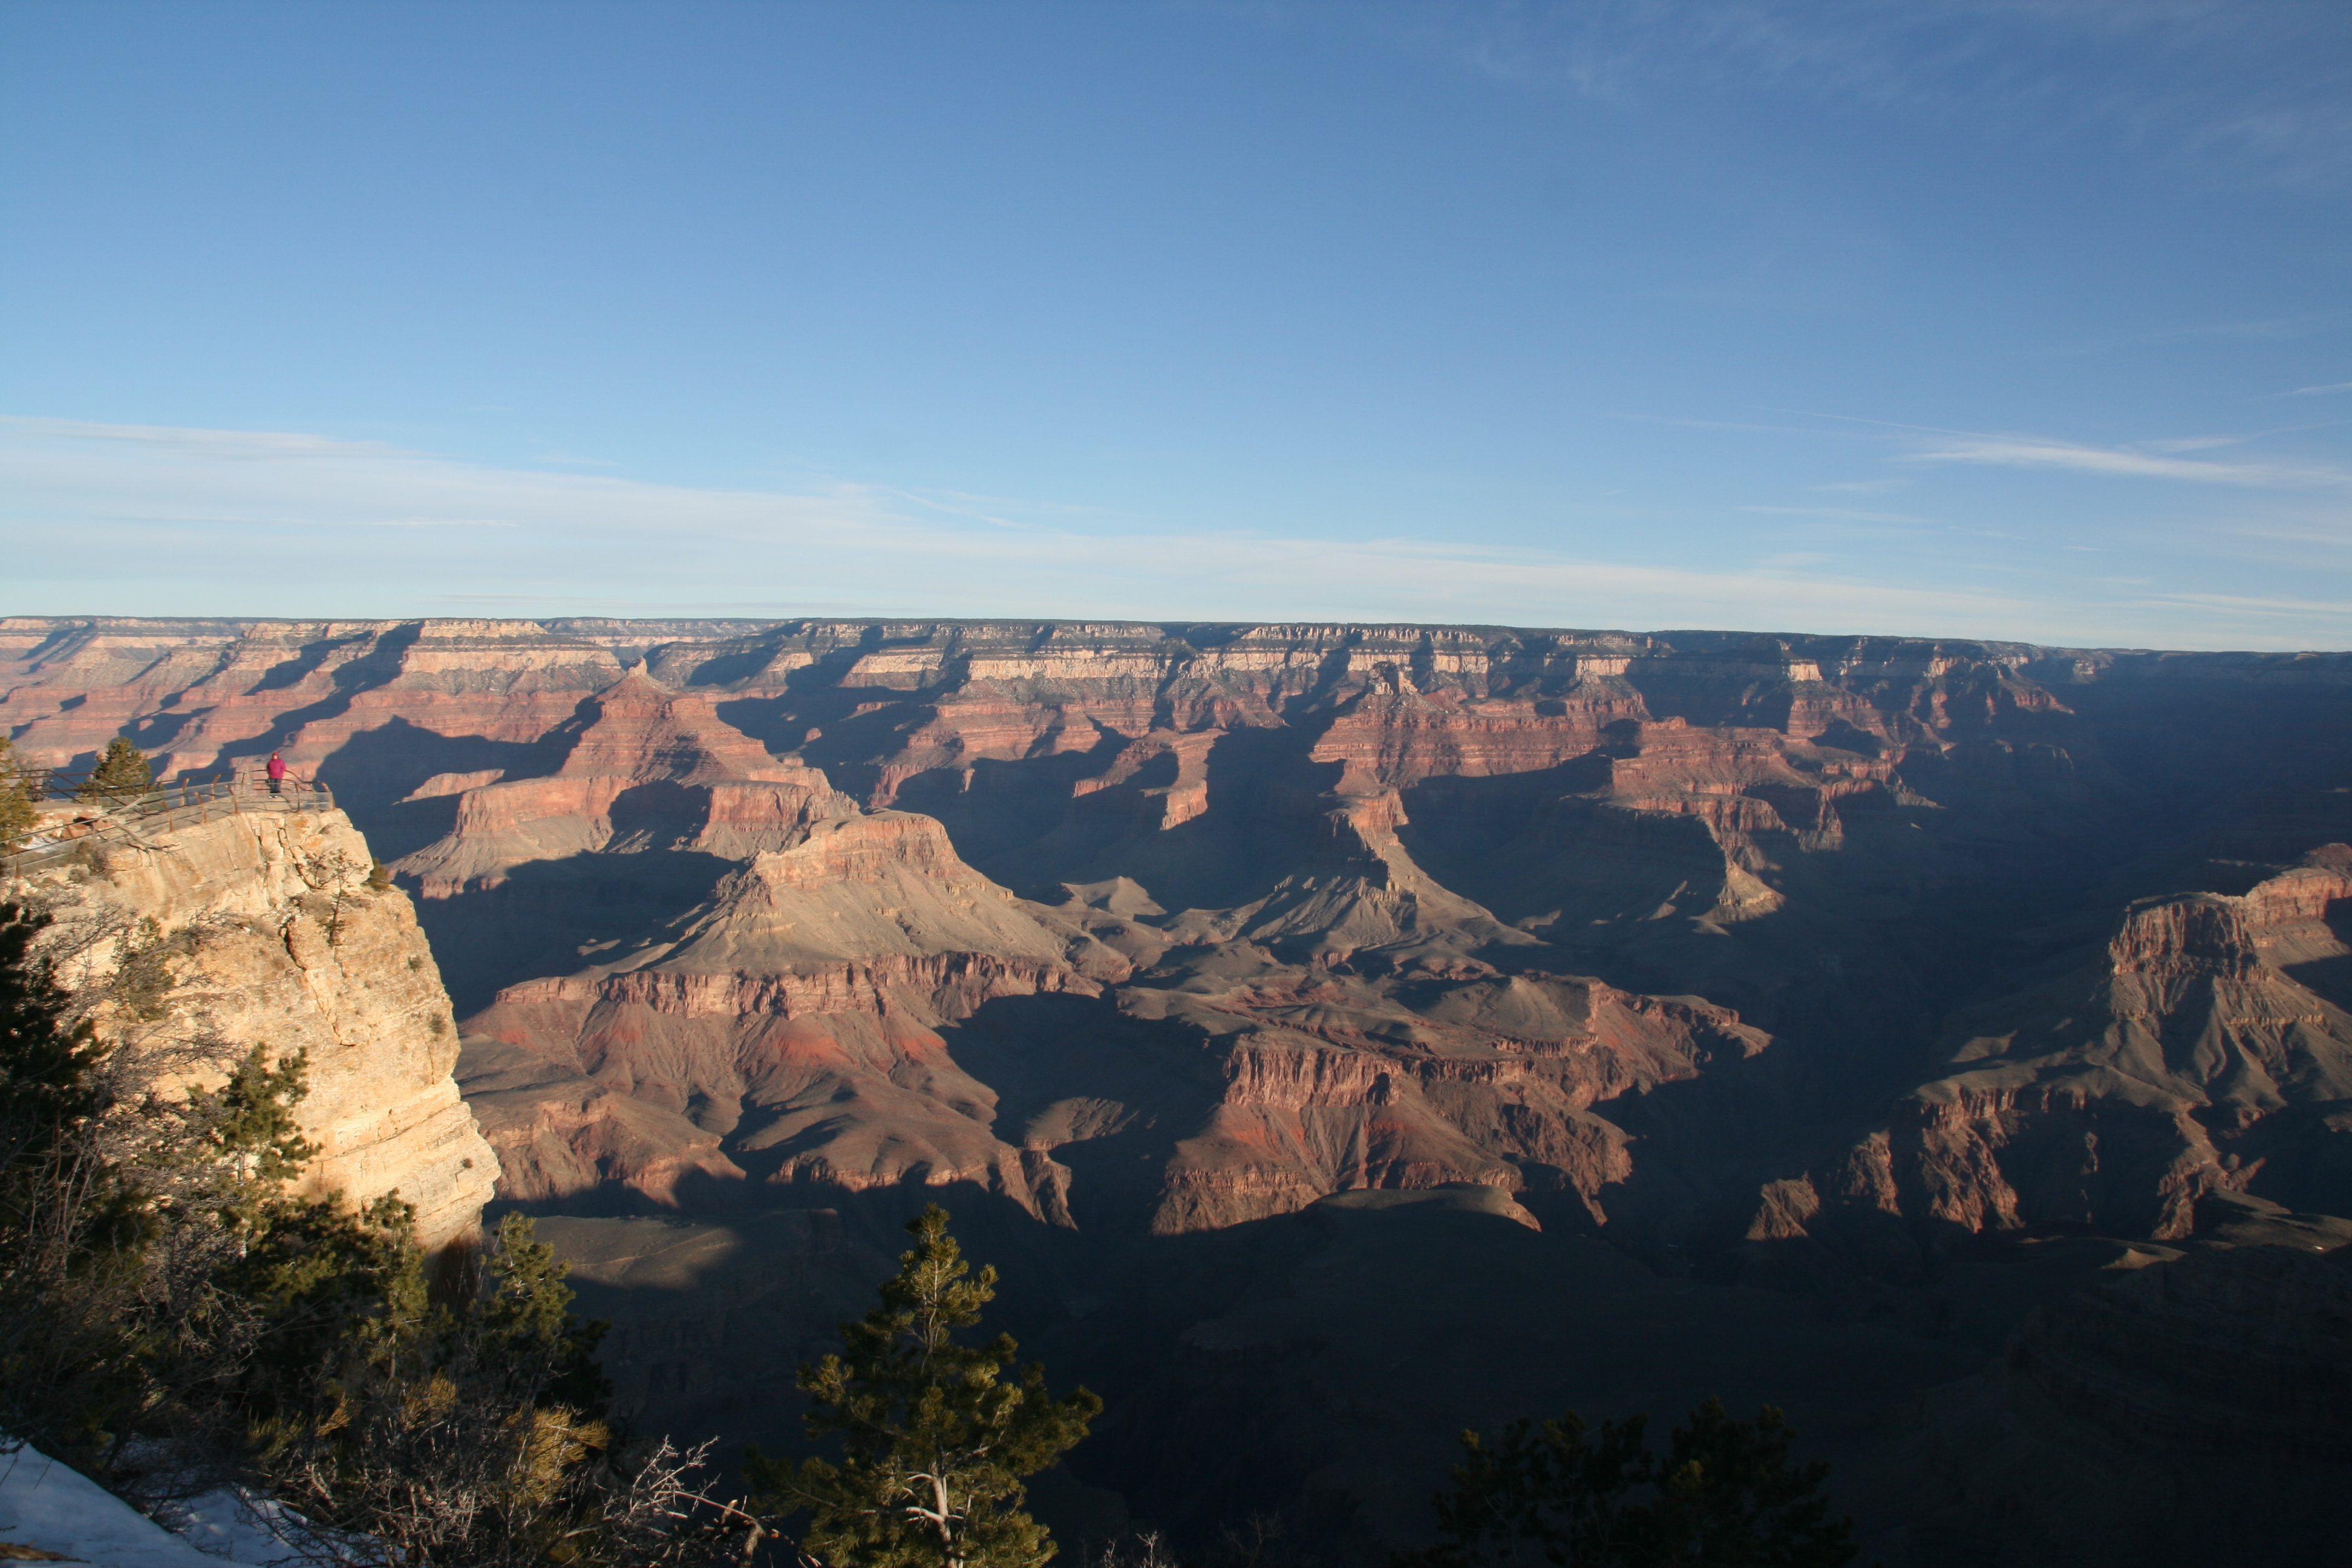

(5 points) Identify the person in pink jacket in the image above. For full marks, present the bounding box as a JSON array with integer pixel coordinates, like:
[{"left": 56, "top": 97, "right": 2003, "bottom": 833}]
[{"left": 266, "top": 750, "right": 287, "bottom": 797}]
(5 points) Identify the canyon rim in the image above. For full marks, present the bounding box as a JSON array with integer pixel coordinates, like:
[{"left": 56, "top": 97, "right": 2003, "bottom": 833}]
[{"left": 8, "top": 613, "right": 2352, "bottom": 1567}]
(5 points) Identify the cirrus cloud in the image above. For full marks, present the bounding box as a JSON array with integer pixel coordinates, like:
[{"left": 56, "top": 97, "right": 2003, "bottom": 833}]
[{"left": 2, "top": 414, "right": 2346, "bottom": 652}]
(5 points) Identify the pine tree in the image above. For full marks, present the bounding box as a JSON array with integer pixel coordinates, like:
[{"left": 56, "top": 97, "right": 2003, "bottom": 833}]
[
  {"left": 0, "top": 901, "right": 138, "bottom": 1457},
  {"left": 1, "top": 901, "right": 744, "bottom": 1565},
  {"left": 748, "top": 1204, "right": 1102, "bottom": 1568},
  {"left": 1395, "top": 1397, "right": 1857, "bottom": 1568},
  {"left": 0, "top": 903, "right": 272, "bottom": 1465},
  {"left": 76, "top": 737, "right": 154, "bottom": 806},
  {"left": 238, "top": 1203, "right": 631, "bottom": 1567},
  {"left": 0, "top": 904, "right": 102, "bottom": 1140},
  {"left": 0, "top": 737, "right": 37, "bottom": 854}
]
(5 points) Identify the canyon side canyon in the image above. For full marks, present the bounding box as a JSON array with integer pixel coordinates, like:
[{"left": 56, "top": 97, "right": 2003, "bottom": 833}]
[{"left": 7, "top": 615, "right": 2352, "bottom": 1566}]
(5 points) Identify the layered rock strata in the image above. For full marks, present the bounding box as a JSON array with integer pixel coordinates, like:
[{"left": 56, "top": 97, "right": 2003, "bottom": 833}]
[
  {"left": 3, "top": 800, "right": 497, "bottom": 1250},
  {"left": 396, "top": 666, "right": 853, "bottom": 896},
  {"left": 452, "top": 753, "right": 1775, "bottom": 1235},
  {"left": 463, "top": 806, "right": 1123, "bottom": 1220},
  {"left": 1754, "top": 848, "right": 2352, "bottom": 1256},
  {"left": 10, "top": 615, "right": 2352, "bottom": 1264}
]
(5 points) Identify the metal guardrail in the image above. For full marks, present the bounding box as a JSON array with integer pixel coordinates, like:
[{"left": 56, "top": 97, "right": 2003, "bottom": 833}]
[{"left": 2, "top": 767, "right": 336, "bottom": 879}]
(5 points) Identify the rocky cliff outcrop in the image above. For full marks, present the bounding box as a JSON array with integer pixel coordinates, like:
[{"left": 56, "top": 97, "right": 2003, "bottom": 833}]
[
  {"left": 3, "top": 800, "right": 497, "bottom": 1250},
  {"left": 1757, "top": 848, "right": 2352, "bottom": 1257},
  {"left": 462, "top": 807, "right": 1119, "bottom": 1220},
  {"left": 451, "top": 756, "right": 1781, "bottom": 1236},
  {"left": 1115, "top": 947, "right": 1769, "bottom": 1235},
  {"left": 396, "top": 667, "right": 857, "bottom": 895}
]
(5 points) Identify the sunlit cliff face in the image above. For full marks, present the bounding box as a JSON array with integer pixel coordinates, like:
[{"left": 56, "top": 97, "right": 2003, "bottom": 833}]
[{"left": 11, "top": 800, "right": 497, "bottom": 1252}]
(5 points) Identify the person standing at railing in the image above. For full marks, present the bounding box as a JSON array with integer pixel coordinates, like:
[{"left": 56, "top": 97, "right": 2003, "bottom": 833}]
[{"left": 267, "top": 750, "right": 287, "bottom": 797}]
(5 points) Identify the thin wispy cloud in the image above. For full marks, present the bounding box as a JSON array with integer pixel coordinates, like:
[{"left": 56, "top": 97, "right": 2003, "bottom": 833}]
[
  {"left": 2236, "top": 523, "right": 2352, "bottom": 549},
  {"left": 0, "top": 415, "right": 409, "bottom": 461},
  {"left": 1708, "top": 404, "right": 2352, "bottom": 499},
  {"left": 2289, "top": 382, "right": 2352, "bottom": 397},
  {"left": 884, "top": 485, "right": 1129, "bottom": 532},
  {"left": 2138, "top": 435, "right": 2244, "bottom": 454},
  {"left": 0, "top": 413, "right": 2228, "bottom": 646},
  {"left": 1900, "top": 434, "right": 2352, "bottom": 490},
  {"left": 2150, "top": 590, "right": 2352, "bottom": 618},
  {"left": 1738, "top": 505, "right": 1938, "bottom": 526}
]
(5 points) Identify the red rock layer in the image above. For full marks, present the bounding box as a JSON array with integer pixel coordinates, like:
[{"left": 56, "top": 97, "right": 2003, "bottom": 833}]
[
  {"left": 1122, "top": 953, "right": 1769, "bottom": 1234},
  {"left": 396, "top": 670, "right": 860, "bottom": 895},
  {"left": 461, "top": 811, "right": 1116, "bottom": 1220},
  {"left": 1763, "top": 849, "right": 2352, "bottom": 1248},
  {"left": 0, "top": 618, "right": 624, "bottom": 789}
]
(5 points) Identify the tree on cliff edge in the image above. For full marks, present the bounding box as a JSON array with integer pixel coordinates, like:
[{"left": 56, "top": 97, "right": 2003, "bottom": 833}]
[
  {"left": 1, "top": 898, "right": 761, "bottom": 1564},
  {"left": 0, "top": 900, "right": 312, "bottom": 1468},
  {"left": 748, "top": 1204, "right": 1102, "bottom": 1568},
  {"left": 76, "top": 737, "right": 153, "bottom": 806},
  {"left": 0, "top": 737, "right": 36, "bottom": 853}
]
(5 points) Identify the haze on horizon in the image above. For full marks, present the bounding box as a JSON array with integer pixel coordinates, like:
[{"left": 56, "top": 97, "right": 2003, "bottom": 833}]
[{"left": 2, "top": 1, "right": 2348, "bottom": 652}]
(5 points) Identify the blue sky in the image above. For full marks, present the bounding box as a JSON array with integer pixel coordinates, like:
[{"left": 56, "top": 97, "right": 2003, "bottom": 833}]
[{"left": 4, "top": 1, "right": 2349, "bottom": 648}]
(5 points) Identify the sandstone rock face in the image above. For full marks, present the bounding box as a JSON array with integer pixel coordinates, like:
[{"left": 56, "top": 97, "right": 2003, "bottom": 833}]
[
  {"left": 463, "top": 808, "right": 1115, "bottom": 1220},
  {"left": 0, "top": 618, "right": 624, "bottom": 807},
  {"left": 1113, "top": 952, "right": 1766, "bottom": 1235},
  {"left": 390, "top": 665, "right": 1779, "bottom": 1235},
  {"left": 394, "top": 666, "right": 854, "bottom": 896},
  {"left": 4, "top": 801, "right": 497, "bottom": 1250}
]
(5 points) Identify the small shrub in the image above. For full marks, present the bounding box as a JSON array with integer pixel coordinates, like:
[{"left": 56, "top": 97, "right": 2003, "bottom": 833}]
[{"left": 112, "top": 917, "right": 177, "bottom": 1023}]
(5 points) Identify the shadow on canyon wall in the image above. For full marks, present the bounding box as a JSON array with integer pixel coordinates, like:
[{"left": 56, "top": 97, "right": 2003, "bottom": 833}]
[{"left": 10, "top": 615, "right": 2352, "bottom": 1564}]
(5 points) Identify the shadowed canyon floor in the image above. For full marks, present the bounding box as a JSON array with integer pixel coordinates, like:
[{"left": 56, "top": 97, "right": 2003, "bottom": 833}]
[{"left": 8, "top": 615, "right": 2352, "bottom": 1563}]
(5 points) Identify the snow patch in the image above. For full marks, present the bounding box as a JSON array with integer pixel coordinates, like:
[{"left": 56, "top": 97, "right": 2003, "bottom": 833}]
[
  {"left": 0, "top": 1444, "right": 366, "bottom": 1567},
  {"left": 0, "top": 1444, "right": 223, "bottom": 1566}
]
